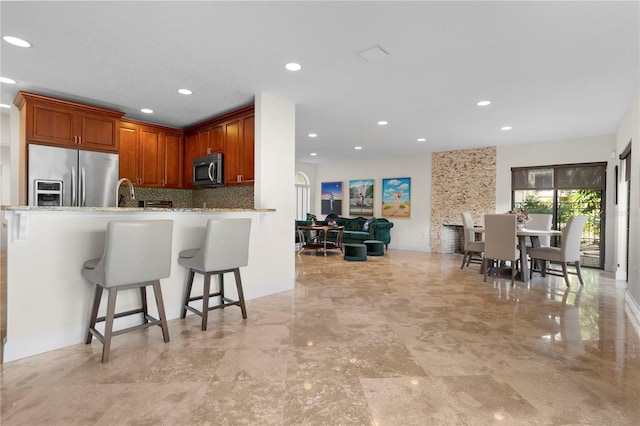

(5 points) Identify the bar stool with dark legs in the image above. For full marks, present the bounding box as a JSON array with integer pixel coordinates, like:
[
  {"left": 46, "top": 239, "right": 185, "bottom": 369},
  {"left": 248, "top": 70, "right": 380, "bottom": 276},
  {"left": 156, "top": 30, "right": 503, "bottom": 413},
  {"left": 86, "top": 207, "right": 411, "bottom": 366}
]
[
  {"left": 178, "top": 218, "right": 251, "bottom": 330},
  {"left": 82, "top": 220, "right": 174, "bottom": 363},
  {"left": 179, "top": 218, "right": 252, "bottom": 330}
]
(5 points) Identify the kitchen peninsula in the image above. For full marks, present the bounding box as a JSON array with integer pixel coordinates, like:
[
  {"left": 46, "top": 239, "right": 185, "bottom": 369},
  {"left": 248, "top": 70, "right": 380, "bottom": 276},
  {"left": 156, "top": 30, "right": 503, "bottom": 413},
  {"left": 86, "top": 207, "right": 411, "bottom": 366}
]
[
  {"left": 2, "top": 204, "right": 284, "bottom": 362},
  {"left": 3, "top": 92, "right": 296, "bottom": 363}
]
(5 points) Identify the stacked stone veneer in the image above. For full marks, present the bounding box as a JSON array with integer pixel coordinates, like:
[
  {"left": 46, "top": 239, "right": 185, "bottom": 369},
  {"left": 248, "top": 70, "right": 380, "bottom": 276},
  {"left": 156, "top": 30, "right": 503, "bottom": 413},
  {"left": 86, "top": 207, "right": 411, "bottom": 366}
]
[{"left": 431, "top": 147, "right": 496, "bottom": 253}]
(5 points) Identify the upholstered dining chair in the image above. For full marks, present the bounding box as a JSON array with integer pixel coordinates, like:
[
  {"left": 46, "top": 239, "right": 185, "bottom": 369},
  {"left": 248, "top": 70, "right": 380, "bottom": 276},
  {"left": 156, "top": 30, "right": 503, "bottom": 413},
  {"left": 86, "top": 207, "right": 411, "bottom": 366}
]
[
  {"left": 528, "top": 215, "right": 587, "bottom": 287},
  {"left": 526, "top": 213, "right": 553, "bottom": 247},
  {"left": 460, "top": 212, "right": 484, "bottom": 269},
  {"left": 179, "top": 218, "right": 252, "bottom": 330},
  {"left": 82, "top": 220, "right": 174, "bottom": 363},
  {"left": 483, "top": 214, "right": 519, "bottom": 286}
]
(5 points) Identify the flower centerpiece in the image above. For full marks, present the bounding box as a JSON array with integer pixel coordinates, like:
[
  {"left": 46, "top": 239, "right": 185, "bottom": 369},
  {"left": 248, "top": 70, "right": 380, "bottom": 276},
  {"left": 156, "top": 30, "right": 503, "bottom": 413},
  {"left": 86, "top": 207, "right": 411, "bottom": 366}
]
[{"left": 507, "top": 208, "right": 529, "bottom": 229}]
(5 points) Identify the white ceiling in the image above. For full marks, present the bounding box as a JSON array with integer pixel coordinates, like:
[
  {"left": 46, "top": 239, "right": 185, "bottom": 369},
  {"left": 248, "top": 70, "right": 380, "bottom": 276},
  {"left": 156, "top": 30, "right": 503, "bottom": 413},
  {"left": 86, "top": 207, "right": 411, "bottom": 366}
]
[{"left": 1, "top": 1, "right": 638, "bottom": 164}]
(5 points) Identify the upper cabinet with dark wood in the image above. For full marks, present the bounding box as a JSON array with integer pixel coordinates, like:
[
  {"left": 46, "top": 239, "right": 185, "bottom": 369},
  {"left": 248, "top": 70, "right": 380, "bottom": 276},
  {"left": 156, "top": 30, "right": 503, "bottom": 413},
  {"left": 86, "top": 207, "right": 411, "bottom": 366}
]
[
  {"left": 14, "top": 92, "right": 123, "bottom": 153},
  {"left": 224, "top": 112, "right": 254, "bottom": 185},
  {"left": 184, "top": 105, "right": 255, "bottom": 187},
  {"left": 119, "top": 119, "right": 183, "bottom": 188}
]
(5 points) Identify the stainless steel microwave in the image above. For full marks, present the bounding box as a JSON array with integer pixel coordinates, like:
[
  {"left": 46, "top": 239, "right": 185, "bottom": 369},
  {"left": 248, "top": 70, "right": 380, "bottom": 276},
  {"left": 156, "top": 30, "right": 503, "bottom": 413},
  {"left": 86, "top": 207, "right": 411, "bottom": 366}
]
[{"left": 193, "top": 153, "right": 223, "bottom": 186}]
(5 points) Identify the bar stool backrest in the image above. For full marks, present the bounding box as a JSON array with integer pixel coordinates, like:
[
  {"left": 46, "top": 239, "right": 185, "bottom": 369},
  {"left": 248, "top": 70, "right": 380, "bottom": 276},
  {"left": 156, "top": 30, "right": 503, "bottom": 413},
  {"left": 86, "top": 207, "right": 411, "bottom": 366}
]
[
  {"left": 99, "top": 220, "right": 174, "bottom": 287},
  {"left": 201, "top": 218, "right": 252, "bottom": 272}
]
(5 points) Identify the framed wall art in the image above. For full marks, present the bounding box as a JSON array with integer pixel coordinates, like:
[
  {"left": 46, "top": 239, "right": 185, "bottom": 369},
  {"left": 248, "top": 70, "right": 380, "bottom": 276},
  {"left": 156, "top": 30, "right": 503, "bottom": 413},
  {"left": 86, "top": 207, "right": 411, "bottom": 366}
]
[
  {"left": 382, "top": 177, "right": 411, "bottom": 217},
  {"left": 321, "top": 181, "right": 343, "bottom": 215},
  {"left": 349, "top": 179, "right": 374, "bottom": 216}
]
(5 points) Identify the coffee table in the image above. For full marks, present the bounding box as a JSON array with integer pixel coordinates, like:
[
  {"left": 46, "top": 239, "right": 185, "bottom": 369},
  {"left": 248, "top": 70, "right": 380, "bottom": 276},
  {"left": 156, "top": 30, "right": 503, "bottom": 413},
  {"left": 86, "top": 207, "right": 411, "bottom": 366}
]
[{"left": 297, "top": 225, "right": 344, "bottom": 256}]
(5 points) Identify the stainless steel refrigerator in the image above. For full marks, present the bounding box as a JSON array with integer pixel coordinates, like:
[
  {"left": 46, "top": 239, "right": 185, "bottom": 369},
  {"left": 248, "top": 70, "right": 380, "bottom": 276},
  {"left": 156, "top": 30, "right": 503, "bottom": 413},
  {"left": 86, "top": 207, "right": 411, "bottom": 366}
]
[{"left": 28, "top": 144, "right": 119, "bottom": 207}]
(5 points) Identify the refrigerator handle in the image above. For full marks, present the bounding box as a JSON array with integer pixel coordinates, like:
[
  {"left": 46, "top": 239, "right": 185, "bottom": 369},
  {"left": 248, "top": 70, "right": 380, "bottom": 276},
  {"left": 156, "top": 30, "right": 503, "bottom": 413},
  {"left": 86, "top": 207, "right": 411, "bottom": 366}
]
[
  {"left": 71, "top": 167, "right": 77, "bottom": 206},
  {"left": 81, "top": 167, "right": 86, "bottom": 207}
]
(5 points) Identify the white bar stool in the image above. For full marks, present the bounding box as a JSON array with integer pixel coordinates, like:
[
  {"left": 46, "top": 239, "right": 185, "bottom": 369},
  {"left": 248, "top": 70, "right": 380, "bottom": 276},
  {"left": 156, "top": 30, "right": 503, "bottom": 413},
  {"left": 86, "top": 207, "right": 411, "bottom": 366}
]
[
  {"left": 82, "top": 220, "right": 174, "bottom": 363},
  {"left": 179, "top": 218, "right": 251, "bottom": 330}
]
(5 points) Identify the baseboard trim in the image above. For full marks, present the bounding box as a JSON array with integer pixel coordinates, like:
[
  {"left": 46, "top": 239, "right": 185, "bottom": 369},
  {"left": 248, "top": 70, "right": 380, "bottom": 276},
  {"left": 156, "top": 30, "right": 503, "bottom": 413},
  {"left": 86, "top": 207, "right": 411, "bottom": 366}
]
[{"left": 626, "top": 291, "right": 640, "bottom": 339}]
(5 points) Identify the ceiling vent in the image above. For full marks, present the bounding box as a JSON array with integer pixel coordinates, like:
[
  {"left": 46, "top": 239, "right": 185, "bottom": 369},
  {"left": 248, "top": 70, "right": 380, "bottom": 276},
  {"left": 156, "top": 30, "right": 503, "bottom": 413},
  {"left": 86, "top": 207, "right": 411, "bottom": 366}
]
[{"left": 359, "top": 45, "right": 390, "bottom": 63}]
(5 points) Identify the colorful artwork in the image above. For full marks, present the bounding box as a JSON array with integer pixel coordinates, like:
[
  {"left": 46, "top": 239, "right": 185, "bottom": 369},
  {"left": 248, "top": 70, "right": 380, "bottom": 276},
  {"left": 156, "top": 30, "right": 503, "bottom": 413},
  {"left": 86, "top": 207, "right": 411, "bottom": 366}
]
[
  {"left": 321, "top": 181, "right": 343, "bottom": 215},
  {"left": 382, "top": 177, "right": 411, "bottom": 217},
  {"left": 349, "top": 179, "right": 374, "bottom": 216}
]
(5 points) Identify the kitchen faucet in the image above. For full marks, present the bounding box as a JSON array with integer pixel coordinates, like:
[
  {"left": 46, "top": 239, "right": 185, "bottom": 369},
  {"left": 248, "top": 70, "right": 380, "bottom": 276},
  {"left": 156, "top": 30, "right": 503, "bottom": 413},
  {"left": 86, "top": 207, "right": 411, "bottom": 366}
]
[{"left": 115, "top": 178, "right": 135, "bottom": 207}]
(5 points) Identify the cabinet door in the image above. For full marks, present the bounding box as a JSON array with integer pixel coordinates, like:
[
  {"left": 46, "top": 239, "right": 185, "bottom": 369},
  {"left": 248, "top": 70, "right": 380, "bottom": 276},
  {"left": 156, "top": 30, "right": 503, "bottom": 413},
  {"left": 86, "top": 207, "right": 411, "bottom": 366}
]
[
  {"left": 164, "top": 132, "right": 183, "bottom": 188},
  {"left": 223, "top": 119, "right": 241, "bottom": 185},
  {"left": 196, "top": 128, "right": 211, "bottom": 156},
  {"left": 239, "top": 114, "right": 255, "bottom": 184},
  {"left": 183, "top": 133, "right": 198, "bottom": 189},
  {"left": 119, "top": 124, "right": 139, "bottom": 183},
  {"left": 210, "top": 125, "right": 224, "bottom": 153},
  {"left": 28, "top": 102, "right": 76, "bottom": 146},
  {"left": 78, "top": 112, "right": 118, "bottom": 152},
  {"left": 139, "top": 127, "right": 163, "bottom": 187}
]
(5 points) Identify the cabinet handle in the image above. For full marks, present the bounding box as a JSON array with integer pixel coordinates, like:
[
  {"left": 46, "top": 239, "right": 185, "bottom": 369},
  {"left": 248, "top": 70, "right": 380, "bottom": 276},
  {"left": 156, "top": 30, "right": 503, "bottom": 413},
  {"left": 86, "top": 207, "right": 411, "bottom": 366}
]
[{"left": 162, "top": 179, "right": 165, "bottom": 186}]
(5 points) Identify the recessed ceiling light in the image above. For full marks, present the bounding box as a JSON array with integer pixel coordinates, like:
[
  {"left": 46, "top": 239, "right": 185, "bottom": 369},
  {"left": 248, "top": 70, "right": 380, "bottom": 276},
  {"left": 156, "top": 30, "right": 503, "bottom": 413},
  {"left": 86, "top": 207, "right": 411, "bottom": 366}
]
[
  {"left": 141, "top": 108, "right": 154, "bottom": 114},
  {"left": 0, "top": 77, "right": 16, "bottom": 84},
  {"left": 285, "top": 62, "right": 302, "bottom": 71},
  {"left": 308, "top": 133, "right": 317, "bottom": 138},
  {"left": 377, "top": 121, "right": 388, "bottom": 126},
  {"left": 417, "top": 138, "right": 426, "bottom": 142},
  {"left": 177, "top": 89, "right": 192, "bottom": 95},
  {"left": 3, "top": 36, "right": 31, "bottom": 48},
  {"left": 476, "top": 100, "right": 491, "bottom": 106},
  {"left": 354, "top": 146, "right": 362, "bottom": 150},
  {"left": 501, "top": 126, "right": 513, "bottom": 131},
  {"left": 310, "top": 152, "right": 317, "bottom": 156},
  {"left": 0, "top": 103, "right": 11, "bottom": 109}
]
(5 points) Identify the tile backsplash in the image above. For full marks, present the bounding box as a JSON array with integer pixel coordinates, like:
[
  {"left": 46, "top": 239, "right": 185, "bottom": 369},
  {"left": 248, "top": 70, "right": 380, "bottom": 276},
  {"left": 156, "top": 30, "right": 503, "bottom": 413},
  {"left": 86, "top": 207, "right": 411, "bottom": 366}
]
[{"left": 118, "top": 185, "right": 254, "bottom": 209}]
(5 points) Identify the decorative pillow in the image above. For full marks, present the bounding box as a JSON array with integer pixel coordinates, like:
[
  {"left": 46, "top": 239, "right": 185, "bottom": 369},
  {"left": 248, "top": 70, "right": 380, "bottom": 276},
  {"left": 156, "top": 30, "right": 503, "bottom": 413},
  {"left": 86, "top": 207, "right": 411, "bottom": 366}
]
[
  {"left": 327, "top": 219, "right": 338, "bottom": 227},
  {"left": 362, "top": 218, "right": 375, "bottom": 232}
]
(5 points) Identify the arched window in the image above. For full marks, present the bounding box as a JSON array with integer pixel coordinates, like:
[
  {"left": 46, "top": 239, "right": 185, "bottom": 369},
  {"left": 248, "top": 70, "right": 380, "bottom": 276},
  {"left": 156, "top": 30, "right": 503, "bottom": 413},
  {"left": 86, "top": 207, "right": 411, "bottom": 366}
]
[{"left": 295, "top": 171, "right": 310, "bottom": 221}]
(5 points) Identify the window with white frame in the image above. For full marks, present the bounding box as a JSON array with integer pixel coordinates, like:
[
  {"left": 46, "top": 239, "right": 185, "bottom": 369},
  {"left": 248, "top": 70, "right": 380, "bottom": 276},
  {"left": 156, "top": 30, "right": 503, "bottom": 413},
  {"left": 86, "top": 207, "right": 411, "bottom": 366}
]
[{"left": 295, "top": 171, "right": 310, "bottom": 221}]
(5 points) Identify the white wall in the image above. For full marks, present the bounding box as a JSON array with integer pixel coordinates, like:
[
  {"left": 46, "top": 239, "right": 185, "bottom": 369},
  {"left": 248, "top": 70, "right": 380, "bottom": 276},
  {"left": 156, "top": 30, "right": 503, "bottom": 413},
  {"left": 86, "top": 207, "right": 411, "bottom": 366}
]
[
  {"left": 496, "top": 134, "right": 617, "bottom": 272},
  {"left": 3, "top": 209, "right": 288, "bottom": 362},
  {"left": 615, "top": 86, "right": 640, "bottom": 326},
  {"left": 0, "top": 146, "right": 10, "bottom": 205},
  {"left": 295, "top": 162, "right": 316, "bottom": 186},
  {"left": 254, "top": 91, "right": 296, "bottom": 292},
  {"left": 309, "top": 154, "right": 432, "bottom": 252}
]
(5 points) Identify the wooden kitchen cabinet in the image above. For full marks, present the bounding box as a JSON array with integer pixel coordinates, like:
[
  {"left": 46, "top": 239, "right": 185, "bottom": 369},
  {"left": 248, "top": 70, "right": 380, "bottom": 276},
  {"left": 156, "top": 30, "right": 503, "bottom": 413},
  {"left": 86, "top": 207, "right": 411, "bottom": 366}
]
[
  {"left": 183, "top": 105, "right": 254, "bottom": 188},
  {"left": 224, "top": 112, "right": 254, "bottom": 186},
  {"left": 119, "top": 120, "right": 183, "bottom": 188},
  {"left": 163, "top": 131, "right": 183, "bottom": 188},
  {"left": 14, "top": 92, "right": 122, "bottom": 153}
]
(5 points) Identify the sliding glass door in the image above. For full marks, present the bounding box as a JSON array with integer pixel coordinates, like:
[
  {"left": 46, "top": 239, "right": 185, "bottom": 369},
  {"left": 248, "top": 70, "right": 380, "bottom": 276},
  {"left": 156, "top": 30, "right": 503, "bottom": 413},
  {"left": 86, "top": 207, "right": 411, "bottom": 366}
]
[{"left": 512, "top": 163, "right": 606, "bottom": 269}]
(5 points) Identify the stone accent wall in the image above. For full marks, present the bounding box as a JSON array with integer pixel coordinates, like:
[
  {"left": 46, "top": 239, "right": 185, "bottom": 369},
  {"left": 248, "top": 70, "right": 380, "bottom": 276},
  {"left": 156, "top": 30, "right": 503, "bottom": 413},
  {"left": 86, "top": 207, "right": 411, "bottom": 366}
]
[{"left": 431, "top": 147, "right": 496, "bottom": 253}]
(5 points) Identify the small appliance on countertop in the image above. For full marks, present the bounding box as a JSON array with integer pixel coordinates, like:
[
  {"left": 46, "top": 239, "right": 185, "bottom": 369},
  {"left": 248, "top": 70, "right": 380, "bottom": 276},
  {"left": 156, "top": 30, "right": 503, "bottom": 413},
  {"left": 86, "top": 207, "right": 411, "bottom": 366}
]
[{"left": 138, "top": 200, "right": 173, "bottom": 208}]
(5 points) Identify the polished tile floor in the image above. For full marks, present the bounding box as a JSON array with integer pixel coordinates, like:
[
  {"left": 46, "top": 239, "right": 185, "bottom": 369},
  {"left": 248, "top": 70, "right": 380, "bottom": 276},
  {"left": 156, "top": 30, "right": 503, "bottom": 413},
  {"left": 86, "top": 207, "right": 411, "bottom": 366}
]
[{"left": 2, "top": 250, "right": 640, "bottom": 425}]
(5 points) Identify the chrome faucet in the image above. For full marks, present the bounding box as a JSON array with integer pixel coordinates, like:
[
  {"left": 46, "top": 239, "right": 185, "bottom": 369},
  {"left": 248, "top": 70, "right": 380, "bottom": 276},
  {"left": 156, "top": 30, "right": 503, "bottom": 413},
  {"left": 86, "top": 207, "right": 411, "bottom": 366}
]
[{"left": 115, "top": 178, "right": 135, "bottom": 207}]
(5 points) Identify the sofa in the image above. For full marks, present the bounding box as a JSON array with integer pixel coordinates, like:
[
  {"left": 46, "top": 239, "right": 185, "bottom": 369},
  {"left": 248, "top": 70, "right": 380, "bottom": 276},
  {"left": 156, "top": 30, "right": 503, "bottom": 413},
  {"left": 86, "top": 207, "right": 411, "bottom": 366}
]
[{"left": 295, "top": 214, "right": 394, "bottom": 250}]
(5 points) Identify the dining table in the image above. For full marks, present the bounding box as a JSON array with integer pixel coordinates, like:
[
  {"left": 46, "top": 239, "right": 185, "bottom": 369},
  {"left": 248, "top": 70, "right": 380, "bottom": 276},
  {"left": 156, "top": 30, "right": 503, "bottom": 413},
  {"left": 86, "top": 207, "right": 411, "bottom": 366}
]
[{"left": 474, "top": 227, "right": 562, "bottom": 282}]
